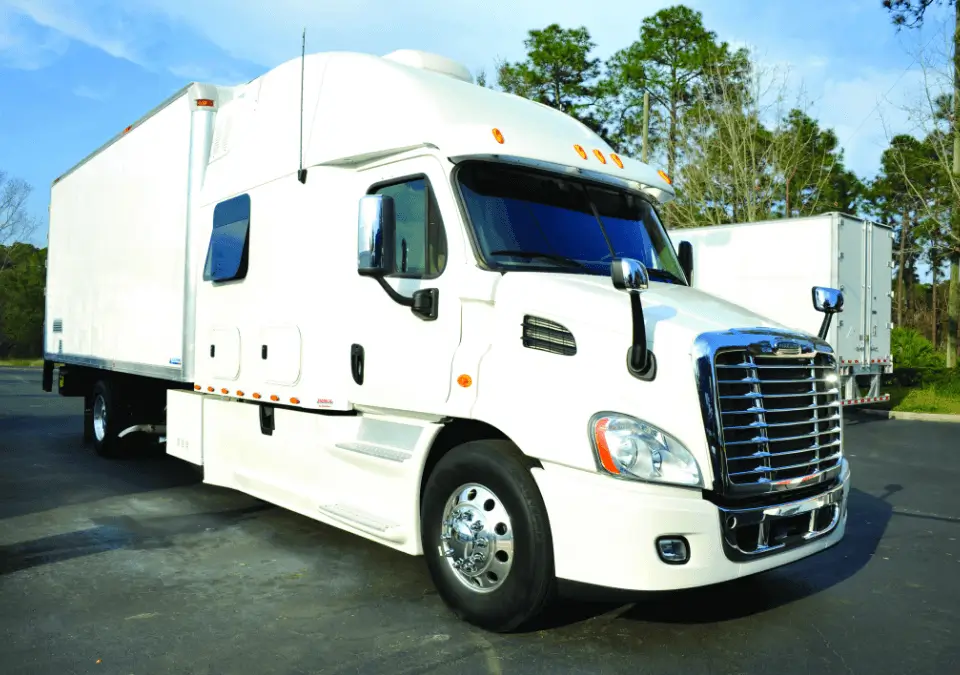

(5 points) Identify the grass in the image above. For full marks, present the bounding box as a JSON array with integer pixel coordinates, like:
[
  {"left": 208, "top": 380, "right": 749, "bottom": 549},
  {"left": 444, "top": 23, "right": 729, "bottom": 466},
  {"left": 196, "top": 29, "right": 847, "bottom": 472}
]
[
  {"left": 881, "top": 384, "right": 960, "bottom": 416},
  {"left": 0, "top": 358, "right": 43, "bottom": 367}
]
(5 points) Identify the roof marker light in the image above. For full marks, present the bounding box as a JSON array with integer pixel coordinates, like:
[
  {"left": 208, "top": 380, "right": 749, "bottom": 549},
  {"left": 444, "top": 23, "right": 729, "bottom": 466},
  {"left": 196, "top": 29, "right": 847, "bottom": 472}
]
[
  {"left": 196, "top": 99, "right": 215, "bottom": 107},
  {"left": 658, "top": 169, "right": 672, "bottom": 185},
  {"left": 611, "top": 153, "right": 624, "bottom": 169},
  {"left": 492, "top": 128, "right": 504, "bottom": 144},
  {"left": 574, "top": 144, "right": 587, "bottom": 159},
  {"left": 593, "top": 149, "right": 607, "bottom": 164}
]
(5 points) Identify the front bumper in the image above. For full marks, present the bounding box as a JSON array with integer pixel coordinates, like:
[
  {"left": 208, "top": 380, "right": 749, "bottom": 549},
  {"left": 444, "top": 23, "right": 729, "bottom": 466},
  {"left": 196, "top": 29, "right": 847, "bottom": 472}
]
[{"left": 532, "top": 458, "right": 850, "bottom": 592}]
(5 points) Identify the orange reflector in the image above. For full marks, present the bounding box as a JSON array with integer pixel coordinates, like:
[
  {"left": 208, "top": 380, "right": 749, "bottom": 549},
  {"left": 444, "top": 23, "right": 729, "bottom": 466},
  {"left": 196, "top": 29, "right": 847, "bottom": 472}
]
[
  {"left": 457, "top": 374, "right": 473, "bottom": 388},
  {"left": 221, "top": 388, "right": 229, "bottom": 394},
  {"left": 194, "top": 385, "right": 201, "bottom": 391},
  {"left": 207, "top": 386, "right": 214, "bottom": 392},
  {"left": 270, "top": 394, "right": 279, "bottom": 402},
  {"left": 123, "top": 125, "right": 133, "bottom": 134},
  {"left": 592, "top": 417, "right": 621, "bottom": 475},
  {"left": 658, "top": 169, "right": 672, "bottom": 184},
  {"left": 252, "top": 393, "right": 262, "bottom": 400},
  {"left": 492, "top": 128, "right": 504, "bottom": 144},
  {"left": 236, "top": 390, "right": 245, "bottom": 397},
  {"left": 593, "top": 149, "right": 607, "bottom": 164},
  {"left": 611, "top": 153, "right": 624, "bottom": 169},
  {"left": 290, "top": 397, "right": 300, "bottom": 404},
  {"left": 574, "top": 144, "right": 587, "bottom": 159},
  {"left": 196, "top": 98, "right": 215, "bottom": 107}
]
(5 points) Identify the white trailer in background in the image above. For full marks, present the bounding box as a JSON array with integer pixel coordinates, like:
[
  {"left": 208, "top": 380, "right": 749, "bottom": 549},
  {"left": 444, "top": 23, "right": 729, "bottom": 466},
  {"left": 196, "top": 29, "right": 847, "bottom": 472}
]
[
  {"left": 44, "top": 48, "right": 853, "bottom": 633},
  {"left": 668, "top": 212, "right": 894, "bottom": 406}
]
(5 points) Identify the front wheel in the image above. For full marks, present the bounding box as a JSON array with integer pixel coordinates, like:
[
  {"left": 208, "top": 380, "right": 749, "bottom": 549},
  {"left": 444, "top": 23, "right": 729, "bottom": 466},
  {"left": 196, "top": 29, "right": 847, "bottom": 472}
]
[{"left": 420, "top": 440, "right": 556, "bottom": 632}]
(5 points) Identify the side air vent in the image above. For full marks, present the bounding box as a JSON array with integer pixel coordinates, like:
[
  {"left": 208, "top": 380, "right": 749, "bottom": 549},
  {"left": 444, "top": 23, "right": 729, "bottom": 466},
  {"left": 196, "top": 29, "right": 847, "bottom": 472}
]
[
  {"left": 522, "top": 315, "right": 576, "bottom": 356},
  {"left": 52, "top": 319, "right": 63, "bottom": 333}
]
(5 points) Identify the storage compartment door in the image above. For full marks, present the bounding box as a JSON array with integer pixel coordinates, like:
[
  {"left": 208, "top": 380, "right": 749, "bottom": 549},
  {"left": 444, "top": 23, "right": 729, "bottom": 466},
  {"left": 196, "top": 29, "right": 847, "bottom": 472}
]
[
  {"left": 167, "top": 389, "right": 204, "bottom": 465},
  {"left": 867, "top": 223, "right": 894, "bottom": 361},
  {"left": 836, "top": 217, "right": 867, "bottom": 363},
  {"left": 207, "top": 326, "right": 241, "bottom": 380}
]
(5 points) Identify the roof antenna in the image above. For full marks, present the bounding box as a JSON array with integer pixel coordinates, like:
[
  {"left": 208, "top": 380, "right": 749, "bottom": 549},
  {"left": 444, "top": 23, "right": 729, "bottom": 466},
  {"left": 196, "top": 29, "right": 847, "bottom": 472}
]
[{"left": 297, "top": 26, "right": 308, "bottom": 184}]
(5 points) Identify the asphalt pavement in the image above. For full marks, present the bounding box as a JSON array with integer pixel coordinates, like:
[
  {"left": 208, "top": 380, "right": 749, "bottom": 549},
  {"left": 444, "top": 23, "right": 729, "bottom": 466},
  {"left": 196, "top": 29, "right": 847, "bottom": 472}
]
[{"left": 1, "top": 366, "right": 958, "bottom": 674}]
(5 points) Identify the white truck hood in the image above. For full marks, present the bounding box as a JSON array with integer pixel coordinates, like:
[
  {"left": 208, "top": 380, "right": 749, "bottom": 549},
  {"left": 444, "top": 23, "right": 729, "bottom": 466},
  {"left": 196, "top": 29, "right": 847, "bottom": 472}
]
[{"left": 492, "top": 270, "right": 804, "bottom": 354}]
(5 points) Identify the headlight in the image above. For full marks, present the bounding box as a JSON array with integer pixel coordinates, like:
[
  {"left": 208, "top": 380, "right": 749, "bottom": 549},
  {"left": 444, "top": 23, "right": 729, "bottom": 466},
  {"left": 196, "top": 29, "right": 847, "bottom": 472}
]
[{"left": 589, "top": 412, "right": 702, "bottom": 488}]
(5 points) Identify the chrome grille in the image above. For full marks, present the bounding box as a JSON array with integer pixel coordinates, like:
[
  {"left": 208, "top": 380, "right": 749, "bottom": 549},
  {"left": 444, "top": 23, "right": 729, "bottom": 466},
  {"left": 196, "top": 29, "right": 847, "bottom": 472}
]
[{"left": 714, "top": 347, "right": 841, "bottom": 490}]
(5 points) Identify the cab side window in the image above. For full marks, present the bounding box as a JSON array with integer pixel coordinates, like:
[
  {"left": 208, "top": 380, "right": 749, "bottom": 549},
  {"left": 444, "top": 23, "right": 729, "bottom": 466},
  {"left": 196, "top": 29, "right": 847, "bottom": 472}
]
[{"left": 371, "top": 177, "right": 447, "bottom": 278}]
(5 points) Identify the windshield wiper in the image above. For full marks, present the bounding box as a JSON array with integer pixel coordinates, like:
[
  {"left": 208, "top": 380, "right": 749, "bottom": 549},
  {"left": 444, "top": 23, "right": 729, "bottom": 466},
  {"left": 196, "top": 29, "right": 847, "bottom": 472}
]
[{"left": 489, "top": 250, "right": 586, "bottom": 269}]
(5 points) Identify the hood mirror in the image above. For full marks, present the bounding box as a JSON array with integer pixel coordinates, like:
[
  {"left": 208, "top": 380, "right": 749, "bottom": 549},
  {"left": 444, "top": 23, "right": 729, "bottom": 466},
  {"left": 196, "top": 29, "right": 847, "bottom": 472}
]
[
  {"left": 611, "top": 258, "right": 650, "bottom": 293},
  {"left": 812, "top": 286, "right": 844, "bottom": 340},
  {"left": 812, "top": 286, "right": 844, "bottom": 314},
  {"left": 610, "top": 257, "right": 655, "bottom": 381}
]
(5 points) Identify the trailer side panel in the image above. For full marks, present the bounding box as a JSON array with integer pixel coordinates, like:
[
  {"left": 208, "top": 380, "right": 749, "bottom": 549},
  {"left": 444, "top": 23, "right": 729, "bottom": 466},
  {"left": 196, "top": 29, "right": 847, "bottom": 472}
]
[{"left": 45, "top": 92, "right": 195, "bottom": 380}]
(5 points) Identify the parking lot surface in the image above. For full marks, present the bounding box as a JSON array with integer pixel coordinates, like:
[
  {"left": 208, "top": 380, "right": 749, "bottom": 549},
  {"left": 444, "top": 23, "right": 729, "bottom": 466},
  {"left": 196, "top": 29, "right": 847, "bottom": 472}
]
[{"left": 1, "top": 366, "right": 958, "bottom": 674}]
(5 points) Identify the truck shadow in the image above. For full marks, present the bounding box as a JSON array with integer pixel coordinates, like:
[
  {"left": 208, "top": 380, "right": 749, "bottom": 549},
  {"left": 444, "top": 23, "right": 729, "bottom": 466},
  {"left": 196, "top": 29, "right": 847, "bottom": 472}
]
[
  {"left": 0, "top": 503, "right": 273, "bottom": 576},
  {"left": 538, "top": 485, "right": 894, "bottom": 629}
]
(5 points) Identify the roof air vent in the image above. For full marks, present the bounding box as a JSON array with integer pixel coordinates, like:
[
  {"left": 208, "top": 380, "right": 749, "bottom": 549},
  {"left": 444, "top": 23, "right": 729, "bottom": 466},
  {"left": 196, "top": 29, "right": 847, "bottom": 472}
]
[{"left": 382, "top": 49, "right": 474, "bottom": 84}]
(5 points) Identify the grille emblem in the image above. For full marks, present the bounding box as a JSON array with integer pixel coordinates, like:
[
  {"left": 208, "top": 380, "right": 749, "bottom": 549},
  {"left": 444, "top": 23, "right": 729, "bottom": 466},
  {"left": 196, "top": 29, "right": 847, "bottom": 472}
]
[{"left": 773, "top": 340, "right": 802, "bottom": 356}]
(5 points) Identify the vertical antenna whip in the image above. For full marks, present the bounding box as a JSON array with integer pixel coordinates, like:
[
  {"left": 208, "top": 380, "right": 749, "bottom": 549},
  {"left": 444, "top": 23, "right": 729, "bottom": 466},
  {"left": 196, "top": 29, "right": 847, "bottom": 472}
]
[{"left": 297, "top": 27, "right": 307, "bottom": 184}]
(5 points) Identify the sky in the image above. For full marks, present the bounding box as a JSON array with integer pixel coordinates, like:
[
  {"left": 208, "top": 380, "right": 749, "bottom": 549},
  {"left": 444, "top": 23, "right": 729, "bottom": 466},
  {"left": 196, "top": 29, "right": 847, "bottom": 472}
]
[{"left": 0, "top": 0, "right": 955, "bottom": 248}]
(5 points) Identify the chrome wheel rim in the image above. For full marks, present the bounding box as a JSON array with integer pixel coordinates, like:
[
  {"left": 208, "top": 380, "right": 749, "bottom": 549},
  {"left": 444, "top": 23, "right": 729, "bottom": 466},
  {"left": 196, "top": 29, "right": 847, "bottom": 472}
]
[
  {"left": 439, "top": 482, "right": 514, "bottom": 593},
  {"left": 93, "top": 394, "right": 107, "bottom": 442}
]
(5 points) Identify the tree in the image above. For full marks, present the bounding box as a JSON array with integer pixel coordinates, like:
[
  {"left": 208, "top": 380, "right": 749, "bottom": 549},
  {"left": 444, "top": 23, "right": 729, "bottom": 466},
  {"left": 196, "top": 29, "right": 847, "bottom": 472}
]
[
  {"left": 774, "top": 110, "right": 865, "bottom": 217},
  {"left": 666, "top": 56, "right": 856, "bottom": 229},
  {"left": 867, "top": 134, "right": 939, "bottom": 327},
  {"left": 1, "top": 170, "right": 40, "bottom": 267},
  {"left": 884, "top": 0, "right": 960, "bottom": 364},
  {"left": 601, "top": 5, "right": 750, "bottom": 176},
  {"left": 496, "top": 24, "right": 603, "bottom": 126},
  {"left": 0, "top": 243, "right": 46, "bottom": 359}
]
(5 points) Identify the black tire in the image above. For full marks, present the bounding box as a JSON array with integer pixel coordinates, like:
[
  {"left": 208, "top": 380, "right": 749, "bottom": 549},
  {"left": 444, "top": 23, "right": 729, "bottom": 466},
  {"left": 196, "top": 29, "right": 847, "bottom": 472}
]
[
  {"left": 82, "top": 395, "right": 94, "bottom": 445},
  {"left": 90, "top": 379, "right": 128, "bottom": 458},
  {"left": 420, "top": 439, "right": 556, "bottom": 632}
]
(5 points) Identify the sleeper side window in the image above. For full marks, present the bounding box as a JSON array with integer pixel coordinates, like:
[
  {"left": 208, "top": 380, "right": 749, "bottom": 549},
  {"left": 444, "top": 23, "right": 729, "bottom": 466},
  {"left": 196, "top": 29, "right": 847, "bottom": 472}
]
[
  {"left": 203, "top": 193, "right": 251, "bottom": 282},
  {"left": 370, "top": 177, "right": 447, "bottom": 278}
]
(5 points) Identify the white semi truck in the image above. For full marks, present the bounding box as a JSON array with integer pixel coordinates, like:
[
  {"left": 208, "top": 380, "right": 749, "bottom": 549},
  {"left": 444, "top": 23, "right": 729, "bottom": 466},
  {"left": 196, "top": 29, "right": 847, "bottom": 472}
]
[
  {"left": 43, "top": 49, "right": 851, "bottom": 632},
  {"left": 668, "top": 213, "right": 895, "bottom": 407}
]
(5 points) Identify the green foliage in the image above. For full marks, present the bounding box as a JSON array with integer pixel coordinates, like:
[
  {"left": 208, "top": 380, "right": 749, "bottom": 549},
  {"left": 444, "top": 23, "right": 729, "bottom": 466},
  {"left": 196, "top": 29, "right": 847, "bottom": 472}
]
[
  {"left": 776, "top": 110, "right": 863, "bottom": 217},
  {"left": 883, "top": 0, "right": 951, "bottom": 28},
  {"left": 496, "top": 24, "right": 603, "bottom": 126},
  {"left": 600, "top": 5, "right": 750, "bottom": 173},
  {"left": 892, "top": 326, "right": 945, "bottom": 369},
  {"left": 0, "top": 243, "right": 46, "bottom": 359}
]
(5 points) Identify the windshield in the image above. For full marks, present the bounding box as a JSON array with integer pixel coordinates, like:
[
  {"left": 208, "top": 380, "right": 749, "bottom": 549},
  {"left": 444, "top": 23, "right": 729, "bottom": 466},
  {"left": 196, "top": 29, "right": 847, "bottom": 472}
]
[{"left": 456, "top": 161, "right": 687, "bottom": 284}]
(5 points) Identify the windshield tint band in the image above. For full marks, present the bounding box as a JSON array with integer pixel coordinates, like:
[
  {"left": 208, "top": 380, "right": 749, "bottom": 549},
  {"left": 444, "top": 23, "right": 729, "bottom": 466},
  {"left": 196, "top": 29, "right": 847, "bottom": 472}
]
[{"left": 452, "top": 160, "right": 686, "bottom": 284}]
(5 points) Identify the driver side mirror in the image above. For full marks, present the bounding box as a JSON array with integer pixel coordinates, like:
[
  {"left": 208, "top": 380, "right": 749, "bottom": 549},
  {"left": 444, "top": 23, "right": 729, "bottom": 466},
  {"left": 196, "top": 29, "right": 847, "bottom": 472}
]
[
  {"left": 678, "top": 240, "right": 693, "bottom": 285},
  {"left": 358, "top": 194, "right": 396, "bottom": 277}
]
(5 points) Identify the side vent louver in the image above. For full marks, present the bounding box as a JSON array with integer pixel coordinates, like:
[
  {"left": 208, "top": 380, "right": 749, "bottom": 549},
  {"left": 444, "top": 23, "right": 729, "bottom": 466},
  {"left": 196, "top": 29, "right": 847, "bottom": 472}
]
[
  {"left": 522, "top": 315, "right": 576, "bottom": 356},
  {"left": 52, "top": 319, "right": 63, "bottom": 333}
]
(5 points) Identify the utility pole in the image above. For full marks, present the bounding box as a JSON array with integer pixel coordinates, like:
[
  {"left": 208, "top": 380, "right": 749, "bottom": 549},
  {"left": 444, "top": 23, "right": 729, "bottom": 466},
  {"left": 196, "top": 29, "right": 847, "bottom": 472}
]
[{"left": 641, "top": 91, "right": 650, "bottom": 164}]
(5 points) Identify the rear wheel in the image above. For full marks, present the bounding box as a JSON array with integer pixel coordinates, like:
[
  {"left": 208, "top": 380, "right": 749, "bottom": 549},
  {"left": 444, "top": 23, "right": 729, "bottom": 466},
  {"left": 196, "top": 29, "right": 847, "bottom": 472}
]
[
  {"left": 90, "top": 379, "right": 128, "bottom": 458},
  {"left": 421, "top": 439, "right": 556, "bottom": 632}
]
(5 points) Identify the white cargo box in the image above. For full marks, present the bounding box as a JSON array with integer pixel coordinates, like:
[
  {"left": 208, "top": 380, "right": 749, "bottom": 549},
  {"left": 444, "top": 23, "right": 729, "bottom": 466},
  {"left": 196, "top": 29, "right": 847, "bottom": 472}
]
[
  {"left": 668, "top": 212, "right": 894, "bottom": 405},
  {"left": 45, "top": 83, "right": 235, "bottom": 381}
]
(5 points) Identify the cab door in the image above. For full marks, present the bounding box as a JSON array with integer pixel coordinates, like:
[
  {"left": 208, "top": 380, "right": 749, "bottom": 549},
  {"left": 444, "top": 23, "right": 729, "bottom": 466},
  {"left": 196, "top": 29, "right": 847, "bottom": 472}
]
[{"left": 351, "top": 155, "right": 464, "bottom": 414}]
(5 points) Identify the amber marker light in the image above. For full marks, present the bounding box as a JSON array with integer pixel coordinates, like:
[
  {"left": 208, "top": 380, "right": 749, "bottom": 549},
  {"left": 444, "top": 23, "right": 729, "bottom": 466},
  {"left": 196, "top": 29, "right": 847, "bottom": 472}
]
[{"left": 492, "top": 128, "right": 505, "bottom": 144}]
